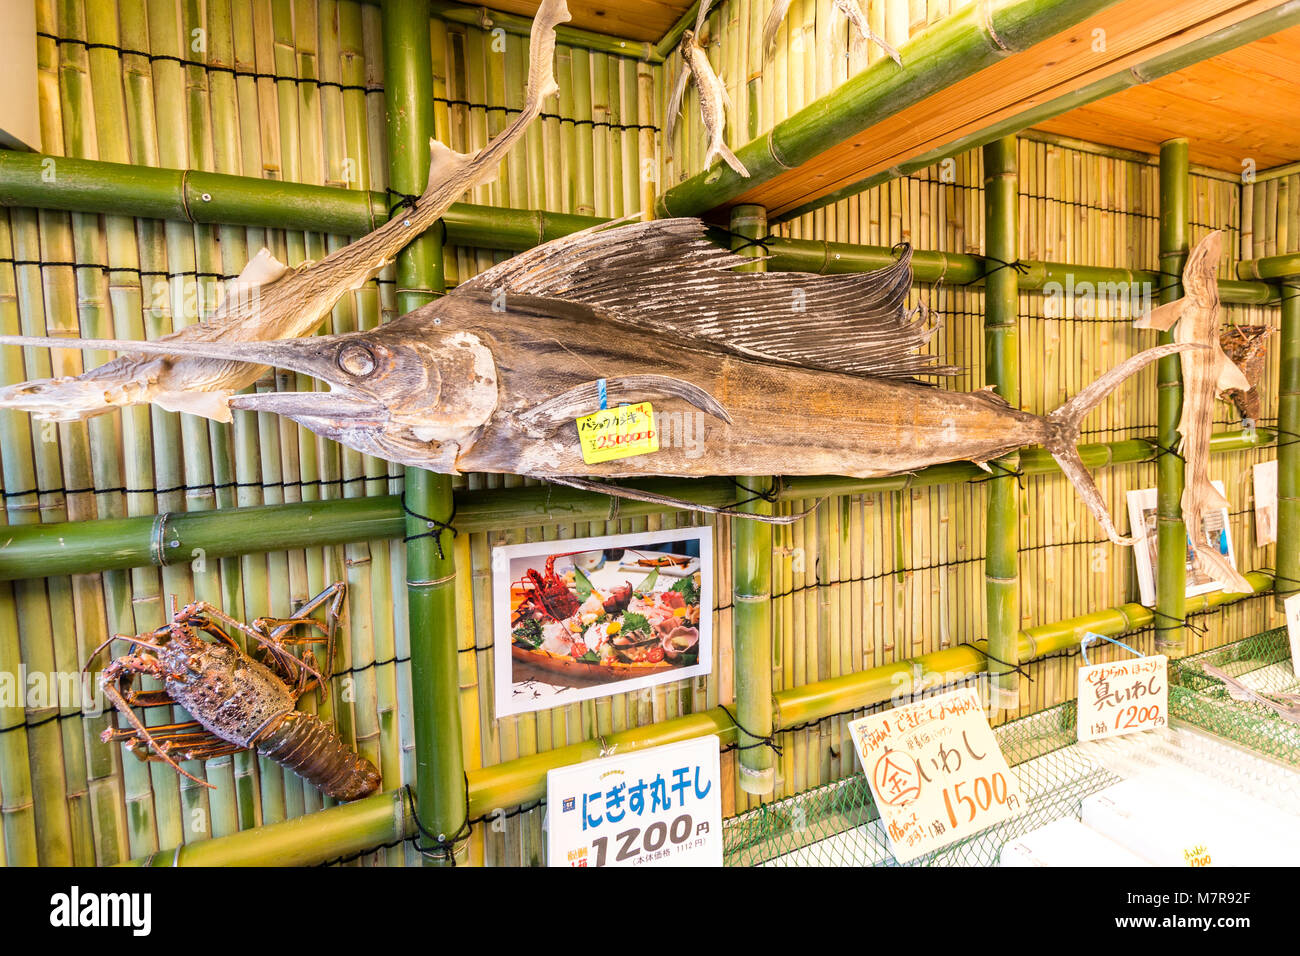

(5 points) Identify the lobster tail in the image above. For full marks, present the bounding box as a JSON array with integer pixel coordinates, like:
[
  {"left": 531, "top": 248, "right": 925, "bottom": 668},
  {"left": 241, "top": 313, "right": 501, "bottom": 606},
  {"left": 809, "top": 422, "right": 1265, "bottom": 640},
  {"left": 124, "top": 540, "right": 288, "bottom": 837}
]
[{"left": 256, "top": 711, "right": 381, "bottom": 801}]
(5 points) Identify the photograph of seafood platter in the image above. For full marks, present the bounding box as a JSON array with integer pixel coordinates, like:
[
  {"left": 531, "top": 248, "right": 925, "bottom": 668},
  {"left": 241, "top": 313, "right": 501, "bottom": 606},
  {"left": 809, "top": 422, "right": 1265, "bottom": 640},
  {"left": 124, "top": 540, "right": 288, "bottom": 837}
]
[
  {"left": 494, "top": 529, "right": 713, "bottom": 716},
  {"left": 4, "top": 0, "right": 1300, "bottom": 916}
]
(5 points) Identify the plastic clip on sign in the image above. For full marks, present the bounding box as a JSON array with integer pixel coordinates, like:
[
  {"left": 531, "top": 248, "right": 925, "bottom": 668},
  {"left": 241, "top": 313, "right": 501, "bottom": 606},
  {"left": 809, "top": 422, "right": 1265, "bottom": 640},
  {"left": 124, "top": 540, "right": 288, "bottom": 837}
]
[
  {"left": 576, "top": 379, "right": 659, "bottom": 465},
  {"left": 1080, "top": 631, "right": 1145, "bottom": 666}
]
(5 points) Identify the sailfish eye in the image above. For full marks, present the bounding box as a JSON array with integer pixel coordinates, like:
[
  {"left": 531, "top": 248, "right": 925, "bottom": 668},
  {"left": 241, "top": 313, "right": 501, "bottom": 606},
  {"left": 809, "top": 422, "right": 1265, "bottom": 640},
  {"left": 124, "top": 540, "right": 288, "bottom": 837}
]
[{"left": 337, "top": 343, "right": 376, "bottom": 377}]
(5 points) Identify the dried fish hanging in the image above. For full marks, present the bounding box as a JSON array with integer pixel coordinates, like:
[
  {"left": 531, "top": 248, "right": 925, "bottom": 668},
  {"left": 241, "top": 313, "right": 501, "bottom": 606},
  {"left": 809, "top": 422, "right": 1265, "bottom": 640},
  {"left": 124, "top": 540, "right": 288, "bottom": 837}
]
[
  {"left": 762, "top": 0, "right": 902, "bottom": 66},
  {"left": 0, "top": 0, "right": 572, "bottom": 423},
  {"left": 665, "top": 1, "right": 749, "bottom": 177},
  {"left": 1134, "top": 230, "right": 1254, "bottom": 594}
]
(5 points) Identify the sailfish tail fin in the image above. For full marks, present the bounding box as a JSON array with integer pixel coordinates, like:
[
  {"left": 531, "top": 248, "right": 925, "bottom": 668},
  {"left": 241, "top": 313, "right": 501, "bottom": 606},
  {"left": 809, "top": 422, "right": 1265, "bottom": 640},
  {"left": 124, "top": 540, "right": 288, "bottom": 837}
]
[{"left": 1042, "top": 342, "right": 1206, "bottom": 547}]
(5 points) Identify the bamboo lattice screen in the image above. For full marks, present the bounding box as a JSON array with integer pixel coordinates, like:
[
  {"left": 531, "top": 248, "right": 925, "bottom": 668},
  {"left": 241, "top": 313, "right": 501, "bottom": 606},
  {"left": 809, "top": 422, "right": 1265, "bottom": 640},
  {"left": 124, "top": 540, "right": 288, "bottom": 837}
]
[{"left": 0, "top": 0, "right": 1286, "bottom": 866}]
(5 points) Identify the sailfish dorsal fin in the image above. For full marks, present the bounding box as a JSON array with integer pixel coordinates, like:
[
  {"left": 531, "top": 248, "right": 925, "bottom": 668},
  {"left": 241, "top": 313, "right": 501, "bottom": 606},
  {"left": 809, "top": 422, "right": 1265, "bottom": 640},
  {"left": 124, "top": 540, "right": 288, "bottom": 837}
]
[{"left": 452, "top": 218, "right": 956, "bottom": 381}]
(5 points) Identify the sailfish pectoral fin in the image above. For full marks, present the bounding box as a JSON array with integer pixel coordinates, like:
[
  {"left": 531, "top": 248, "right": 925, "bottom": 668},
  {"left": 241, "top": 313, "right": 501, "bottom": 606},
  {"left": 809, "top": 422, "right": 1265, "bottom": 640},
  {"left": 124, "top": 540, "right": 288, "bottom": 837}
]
[
  {"left": 516, "top": 375, "right": 732, "bottom": 435},
  {"left": 1133, "top": 297, "right": 1186, "bottom": 332},
  {"left": 546, "top": 475, "right": 818, "bottom": 526}
]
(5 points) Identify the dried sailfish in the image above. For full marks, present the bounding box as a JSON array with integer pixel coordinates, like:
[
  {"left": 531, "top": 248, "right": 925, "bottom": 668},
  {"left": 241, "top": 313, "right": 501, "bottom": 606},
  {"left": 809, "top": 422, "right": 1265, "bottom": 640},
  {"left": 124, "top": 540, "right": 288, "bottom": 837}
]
[
  {"left": 1, "top": 218, "right": 1201, "bottom": 542},
  {"left": 1202, "top": 663, "right": 1300, "bottom": 724},
  {"left": 0, "top": 0, "right": 571, "bottom": 423},
  {"left": 762, "top": 0, "right": 902, "bottom": 66},
  {"left": 666, "top": 2, "right": 749, "bottom": 177},
  {"left": 1134, "top": 230, "right": 1253, "bottom": 594}
]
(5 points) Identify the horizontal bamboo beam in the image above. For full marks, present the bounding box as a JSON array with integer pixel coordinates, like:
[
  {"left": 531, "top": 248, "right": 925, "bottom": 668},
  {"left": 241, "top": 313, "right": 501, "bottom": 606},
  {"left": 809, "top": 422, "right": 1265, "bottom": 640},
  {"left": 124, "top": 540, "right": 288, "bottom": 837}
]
[
  {"left": 766, "top": 1, "right": 1300, "bottom": 223},
  {"left": 0, "top": 151, "right": 1277, "bottom": 302},
  {"left": 121, "top": 571, "right": 1272, "bottom": 865},
  {"left": 1238, "top": 252, "right": 1300, "bottom": 281},
  {"left": 1, "top": 429, "right": 1273, "bottom": 582},
  {"left": 0, "top": 151, "right": 605, "bottom": 248}
]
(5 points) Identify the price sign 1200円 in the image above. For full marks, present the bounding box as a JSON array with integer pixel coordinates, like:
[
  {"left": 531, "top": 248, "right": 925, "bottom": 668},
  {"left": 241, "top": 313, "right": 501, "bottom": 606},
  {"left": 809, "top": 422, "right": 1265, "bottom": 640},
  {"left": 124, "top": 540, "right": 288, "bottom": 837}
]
[{"left": 546, "top": 736, "right": 722, "bottom": 867}]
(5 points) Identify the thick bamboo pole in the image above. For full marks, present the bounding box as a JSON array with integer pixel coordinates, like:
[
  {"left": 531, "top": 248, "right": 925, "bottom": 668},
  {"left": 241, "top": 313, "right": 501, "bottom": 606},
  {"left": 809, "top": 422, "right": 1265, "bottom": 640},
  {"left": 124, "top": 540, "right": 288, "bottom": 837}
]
[
  {"left": 1278, "top": 281, "right": 1300, "bottom": 612},
  {"left": 772, "top": 1, "right": 1300, "bottom": 223},
  {"left": 383, "top": 0, "right": 465, "bottom": 866},
  {"left": 654, "top": 0, "right": 1121, "bottom": 219},
  {"left": 0, "top": 149, "right": 1277, "bottom": 302},
  {"left": 1156, "top": 138, "right": 1188, "bottom": 654},
  {"left": 983, "top": 136, "right": 1019, "bottom": 712},
  {"left": 730, "top": 204, "right": 775, "bottom": 796},
  {"left": 0, "top": 429, "right": 1273, "bottom": 582},
  {"left": 125, "top": 571, "right": 1273, "bottom": 865}
]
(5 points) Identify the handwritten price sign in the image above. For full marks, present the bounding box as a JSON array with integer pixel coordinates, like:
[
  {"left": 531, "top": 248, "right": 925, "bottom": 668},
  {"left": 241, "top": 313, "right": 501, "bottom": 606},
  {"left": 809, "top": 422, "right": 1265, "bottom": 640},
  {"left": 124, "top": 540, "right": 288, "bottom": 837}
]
[
  {"left": 847, "top": 688, "right": 1022, "bottom": 863},
  {"left": 1076, "top": 654, "right": 1167, "bottom": 742}
]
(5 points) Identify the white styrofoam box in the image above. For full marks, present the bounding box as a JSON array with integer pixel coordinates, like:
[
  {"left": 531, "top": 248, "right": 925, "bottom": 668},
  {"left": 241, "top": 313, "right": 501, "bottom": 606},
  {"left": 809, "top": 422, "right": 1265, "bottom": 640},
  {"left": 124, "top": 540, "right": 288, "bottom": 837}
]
[
  {"left": 999, "top": 818, "right": 1150, "bottom": 867},
  {"left": 1081, "top": 770, "right": 1299, "bottom": 866}
]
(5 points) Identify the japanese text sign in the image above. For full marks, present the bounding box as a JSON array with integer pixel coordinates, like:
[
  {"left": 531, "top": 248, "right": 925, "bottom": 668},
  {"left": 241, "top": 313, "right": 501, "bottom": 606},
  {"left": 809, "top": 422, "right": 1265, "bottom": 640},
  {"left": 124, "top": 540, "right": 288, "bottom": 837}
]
[
  {"left": 847, "top": 688, "right": 1023, "bottom": 863},
  {"left": 546, "top": 736, "right": 722, "bottom": 867},
  {"left": 576, "top": 402, "right": 658, "bottom": 464},
  {"left": 1076, "top": 654, "right": 1168, "bottom": 742}
]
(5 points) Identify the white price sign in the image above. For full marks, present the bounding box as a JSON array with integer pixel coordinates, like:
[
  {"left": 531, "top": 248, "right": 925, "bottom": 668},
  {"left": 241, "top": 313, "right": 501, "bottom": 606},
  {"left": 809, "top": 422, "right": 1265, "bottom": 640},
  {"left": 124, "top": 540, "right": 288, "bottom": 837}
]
[
  {"left": 1076, "top": 654, "right": 1168, "bottom": 742},
  {"left": 847, "top": 688, "right": 1023, "bottom": 864},
  {"left": 545, "top": 736, "right": 722, "bottom": 867}
]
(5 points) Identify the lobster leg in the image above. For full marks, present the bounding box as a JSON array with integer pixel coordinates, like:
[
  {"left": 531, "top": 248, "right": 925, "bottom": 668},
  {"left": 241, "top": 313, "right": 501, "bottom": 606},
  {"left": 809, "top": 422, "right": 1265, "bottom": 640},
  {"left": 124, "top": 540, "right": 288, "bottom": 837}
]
[
  {"left": 253, "top": 582, "right": 346, "bottom": 698},
  {"left": 109, "top": 720, "right": 246, "bottom": 761},
  {"left": 100, "top": 660, "right": 215, "bottom": 790}
]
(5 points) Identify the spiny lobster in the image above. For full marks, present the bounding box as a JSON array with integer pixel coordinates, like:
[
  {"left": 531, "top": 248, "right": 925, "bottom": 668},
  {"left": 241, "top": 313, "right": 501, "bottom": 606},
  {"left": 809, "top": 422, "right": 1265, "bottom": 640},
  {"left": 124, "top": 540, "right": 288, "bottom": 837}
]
[
  {"left": 513, "top": 554, "right": 582, "bottom": 624},
  {"left": 88, "top": 583, "right": 381, "bottom": 801}
]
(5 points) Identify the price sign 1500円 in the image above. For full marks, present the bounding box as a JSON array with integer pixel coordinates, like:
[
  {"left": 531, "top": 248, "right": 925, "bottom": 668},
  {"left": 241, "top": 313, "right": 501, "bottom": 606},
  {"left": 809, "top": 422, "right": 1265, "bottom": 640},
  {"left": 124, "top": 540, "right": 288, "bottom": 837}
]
[{"left": 848, "top": 688, "right": 1024, "bottom": 863}]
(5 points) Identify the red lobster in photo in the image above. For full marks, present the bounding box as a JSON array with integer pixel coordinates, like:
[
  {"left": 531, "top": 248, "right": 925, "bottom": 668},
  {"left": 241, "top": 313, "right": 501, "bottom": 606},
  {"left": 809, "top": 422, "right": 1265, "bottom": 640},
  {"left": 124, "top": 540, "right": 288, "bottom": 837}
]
[
  {"left": 512, "top": 554, "right": 582, "bottom": 624},
  {"left": 88, "top": 583, "right": 380, "bottom": 801}
]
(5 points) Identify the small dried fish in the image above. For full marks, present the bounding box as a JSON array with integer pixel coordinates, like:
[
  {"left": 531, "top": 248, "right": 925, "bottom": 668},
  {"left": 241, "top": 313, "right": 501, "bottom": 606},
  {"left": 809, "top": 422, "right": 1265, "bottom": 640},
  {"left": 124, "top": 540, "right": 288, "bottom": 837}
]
[
  {"left": 1202, "top": 663, "right": 1300, "bottom": 724},
  {"left": 763, "top": 0, "right": 902, "bottom": 65},
  {"left": 1, "top": 218, "right": 1202, "bottom": 542},
  {"left": 0, "top": 0, "right": 571, "bottom": 423},
  {"left": 666, "top": 3, "right": 748, "bottom": 177},
  {"left": 1134, "top": 231, "right": 1253, "bottom": 594},
  {"left": 833, "top": 0, "right": 903, "bottom": 65}
]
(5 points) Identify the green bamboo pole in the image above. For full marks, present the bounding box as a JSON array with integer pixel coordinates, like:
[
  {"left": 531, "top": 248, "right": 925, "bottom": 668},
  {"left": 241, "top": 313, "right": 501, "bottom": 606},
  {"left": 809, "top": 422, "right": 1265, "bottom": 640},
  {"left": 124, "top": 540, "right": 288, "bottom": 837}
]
[
  {"left": 1278, "top": 280, "right": 1300, "bottom": 612},
  {"left": 0, "top": 149, "right": 1278, "bottom": 303},
  {"left": 983, "top": 136, "right": 1019, "bottom": 712},
  {"left": 729, "top": 204, "right": 775, "bottom": 796},
  {"left": 654, "top": 0, "right": 1121, "bottom": 219},
  {"left": 1156, "top": 138, "right": 1188, "bottom": 654},
  {"left": 127, "top": 570, "right": 1274, "bottom": 866},
  {"left": 383, "top": 0, "right": 465, "bottom": 867},
  {"left": 770, "top": 0, "right": 1300, "bottom": 224},
  {"left": 0, "top": 427, "right": 1274, "bottom": 582}
]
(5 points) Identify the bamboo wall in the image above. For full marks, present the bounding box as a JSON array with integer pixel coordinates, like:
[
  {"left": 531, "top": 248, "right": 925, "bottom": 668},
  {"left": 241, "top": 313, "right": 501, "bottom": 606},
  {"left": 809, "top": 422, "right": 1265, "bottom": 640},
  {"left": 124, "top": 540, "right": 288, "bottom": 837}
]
[{"left": 0, "top": 0, "right": 1286, "bottom": 867}]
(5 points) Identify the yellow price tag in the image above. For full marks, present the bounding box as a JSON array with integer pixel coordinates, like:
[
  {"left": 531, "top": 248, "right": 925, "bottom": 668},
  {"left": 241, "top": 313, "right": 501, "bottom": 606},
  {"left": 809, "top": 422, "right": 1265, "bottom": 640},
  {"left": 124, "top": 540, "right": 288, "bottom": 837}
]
[{"left": 575, "top": 402, "right": 659, "bottom": 464}]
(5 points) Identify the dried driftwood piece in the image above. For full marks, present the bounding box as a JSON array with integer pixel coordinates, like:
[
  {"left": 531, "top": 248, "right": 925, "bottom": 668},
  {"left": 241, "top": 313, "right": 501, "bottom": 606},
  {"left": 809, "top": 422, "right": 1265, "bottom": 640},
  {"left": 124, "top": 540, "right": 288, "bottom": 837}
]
[
  {"left": 2, "top": 218, "right": 1199, "bottom": 542},
  {"left": 1219, "top": 324, "right": 1272, "bottom": 421},
  {"left": 1134, "top": 230, "right": 1253, "bottom": 594},
  {"left": 0, "top": 0, "right": 571, "bottom": 423}
]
